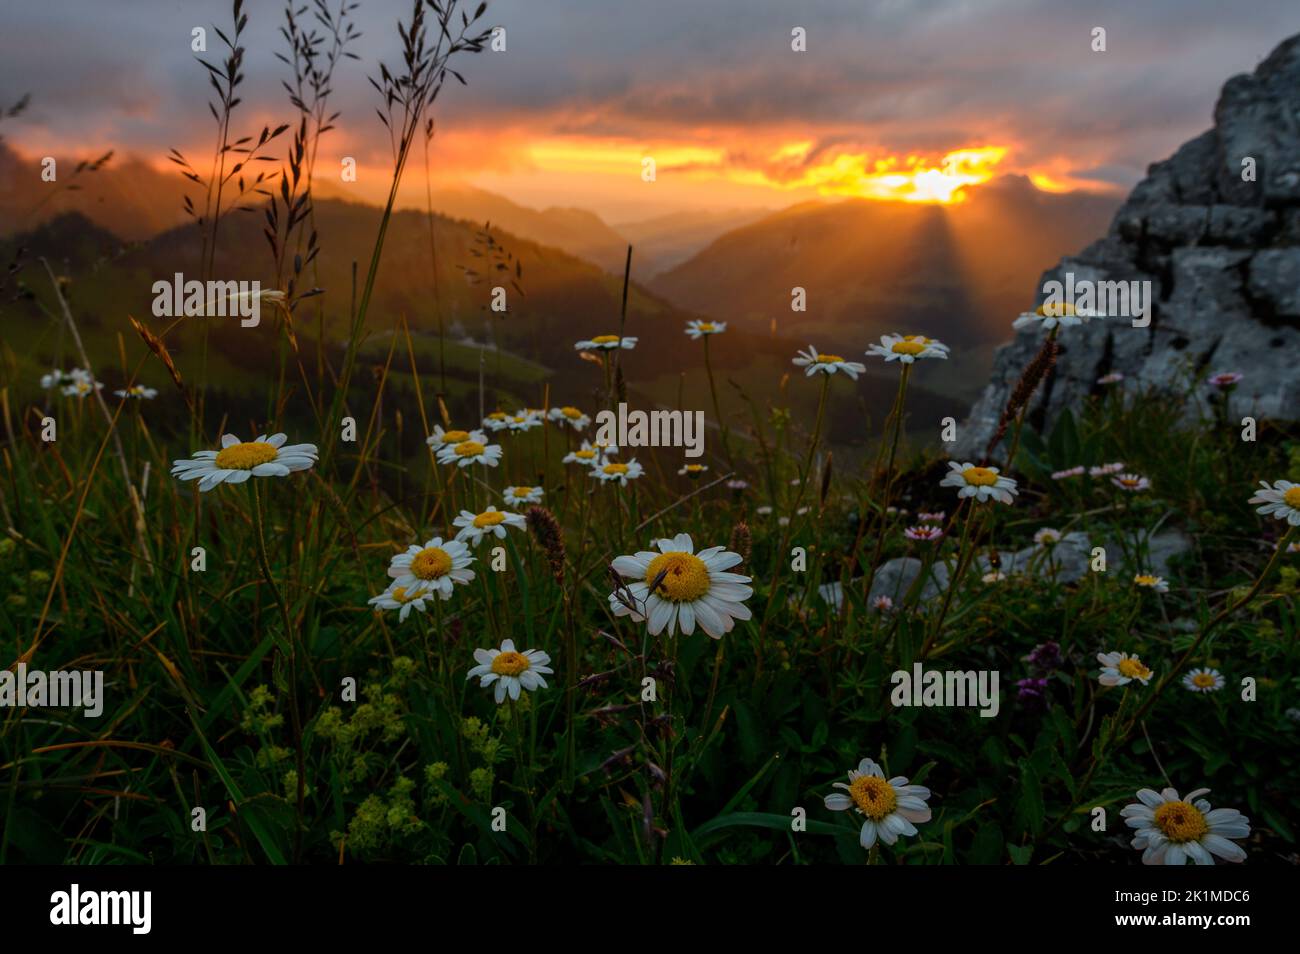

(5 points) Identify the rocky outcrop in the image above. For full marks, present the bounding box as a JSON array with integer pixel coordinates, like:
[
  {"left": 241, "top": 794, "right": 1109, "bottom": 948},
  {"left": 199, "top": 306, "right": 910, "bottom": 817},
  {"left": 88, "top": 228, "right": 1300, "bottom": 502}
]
[{"left": 957, "top": 35, "right": 1300, "bottom": 458}]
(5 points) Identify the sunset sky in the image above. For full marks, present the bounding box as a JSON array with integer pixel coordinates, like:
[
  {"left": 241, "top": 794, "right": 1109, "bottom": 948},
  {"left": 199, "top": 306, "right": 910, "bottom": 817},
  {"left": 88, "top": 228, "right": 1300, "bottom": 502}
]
[{"left": 2, "top": 0, "right": 1298, "bottom": 222}]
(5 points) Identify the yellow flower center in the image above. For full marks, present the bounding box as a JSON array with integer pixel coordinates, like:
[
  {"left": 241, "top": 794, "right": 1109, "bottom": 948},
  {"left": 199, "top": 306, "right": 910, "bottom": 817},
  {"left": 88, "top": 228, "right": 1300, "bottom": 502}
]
[
  {"left": 848, "top": 775, "right": 898, "bottom": 821},
  {"left": 561, "top": 406, "right": 582, "bottom": 419},
  {"left": 591, "top": 335, "right": 620, "bottom": 344},
  {"left": 1036, "top": 301, "right": 1076, "bottom": 317},
  {"left": 684, "top": 464, "right": 704, "bottom": 473},
  {"left": 891, "top": 340, "right": 927, "bottom": 355},
  {"left": 410, "top": 547, "right": 453, "bottom": 580},
  {"left": 698, "top": 322, "right": 715, "bottom": 332},
  {"left": 473, "top": 511, "right": 507, "bottom": 528},
  {"left": 441, "top": 429, "right": 470, "bottom": 443},
  {"left": 644, "top": 552, "right": 711, "bottom": 602},
  {"left": 815, "top": 354, "right": 845, "bottom": 363},
  {"left": 491, "top": 651, "right": 530, "bottom": 676},
  {"left": 575, "top": 450, "right": 596, "bottom": 460},
  {"left": 391, "top": 586, "right": 414, "bottom": 604},
  {"left": 488, "top": 412, "right": 507, "bottom": 421},
  {"left": 1191, "top": 672, "right": 1217, "bottom": 688},
  {"left": 453, "top": 440, "right": 485, "bottom": 457},
  {"left": 962, "top": 466, "right": 999, "bottom": 487},
  {"left": 511, "top": 487, "right": 537, "bottom": 496},
  {"left": 214, "top": 441, "right": 278, "bottom": 470},
  {"left": 1135, "top": 575, "right": 1160, "bottom": 587},
  {"left": 1153, "top": 800, "right": 1209, "bottom": 844},
  {"left": 1117, "top": 657, "right": 1151, "bottom": 680},
  {"left": 603, "top": 463, "right": 629, "bottom": 476},
  {"left": 1283, "top": 487, "right": 1300, "bottom": 509}
]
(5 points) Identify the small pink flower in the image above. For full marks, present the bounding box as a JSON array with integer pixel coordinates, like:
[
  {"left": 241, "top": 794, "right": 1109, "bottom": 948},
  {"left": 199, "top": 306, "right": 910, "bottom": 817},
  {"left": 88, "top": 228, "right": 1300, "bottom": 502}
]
[
  {"left": 1089, "top": 462, "right": 1125, "bottom": 477},
  {"left": 917, "top": 511, "right": 945, "bottom": 523},
  {"left": 872, "top": 595, "right": 894, "bottom": 612},
  {"left": 1209, "top": 371, "right": 1243, "bottom": 390},
  {"left": 904, "top": 524, "right": 945, "bottom": 542},
  {"left": 1097, "top": 372, "right": 1125, "bottom": 385},
  {"left": 1052, "top": 466, "right": 1085, "bottom": 480},
  {"left": 1111, "top": 473, "right": 1150, "bottom": 492}
]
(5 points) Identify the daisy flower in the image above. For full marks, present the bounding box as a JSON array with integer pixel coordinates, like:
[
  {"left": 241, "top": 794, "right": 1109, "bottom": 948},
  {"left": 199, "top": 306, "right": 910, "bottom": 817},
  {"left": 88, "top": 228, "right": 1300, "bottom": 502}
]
[
  {"left": 1182, "top": 668, "right": 1225, "bottom": 693},
  {"left": 982, "top": 570, "right": 1007, "bottom": 583},
  {"left": 1097, "top": 372, "right": 1125, "bottom": 385},
  {"left": 503, "top": 411, "right": 541, "bottom": 433},
  {"left": 1097, "top": 651, "right": 1153, "bottom": 687},
  {"left": 1208, "top": 371, "right": 1243, "bottom": 390},
  {"left": 792, "top": 346, "right": 867, "bottom": 380},
  {"left": 547, "top": 405, "right": 590, "bottom": 430},
  {"left": 685, "top": 320, "right": 726, "bottom": 338},
  {"left": 453, "top": 506, "right": 526, "bottom": 546},
  {"left": 1034, "top": 527, "right": 1062, "bottom": 546},
  {"left": 1111, "top": 473, "right": 1150, "bottom": 492},
  {"left": 1134, "top": 573, "right": 1169, "bottom": 593},
  {"left": 387, "top": 536, "right": 475, "bottom": 600},
  {"left": 467, "top": 638, "right": 553, "bottom": 704},
  {"left": 426, "top": 425, "right": 485, "bottom": 452},
  {"left": 607, "top": 532, "right": 752, "bottom": 638},
  {"left": 678, "top": 463, "right": 709, "bottom": 479},
  {"left": 367, "top": 583, "right": 430, "bottom": 623},
  {"left": 114, "top": 384, "right": 158, "bottom": 400},
  {"left": 435, "top": 436, "right": 503, "bottom": 469},
  {"left": 1012, "top": 301, "right": 1092, "bottom": 332},
  {"left": 1248, "top": 480, "right": 1300, "bottom": 526},
  {"left": 1052, "top": 466, "right": 1085, "bottom": 480},
  {"left": 563, "top": 440, "right": 616, "bottom": 467},
  {"left": 726, "top": 479, "right": 749, "bottom": 491},
  {"left": 823, "top": 757, "right": 932, "bottom": 851},
  {"left": 1120, "top": 787, "right": 1250, "bottom": 865},
  {"left": 940, "top": 461, "right": 1018, "bottom": 504},
  {"left": 171, "top": 433, "right": 318, "bottom": 491},
  {"left": 575, "top": 335, "right": 636, "bottom": 351},
  {"left": 872, "top": 595, "right": 894, "bottom": 612},
  {"left": 503, "top": 485, "right": 544, "bottom": 506},
  {"left": 591, "top": 459, "right": 644, "bottom": 486},
  {"left": 866, "top": 333, "right": 949, "bottom": 364},
  {"left": 482, "top": 411, "right": 511, "bottom": 432},
  {"left": 904, "top": 524, "right": 944, "bottom": 542},
  {"left": 62, "top": 377, "right": 102, "bottom": 398}
]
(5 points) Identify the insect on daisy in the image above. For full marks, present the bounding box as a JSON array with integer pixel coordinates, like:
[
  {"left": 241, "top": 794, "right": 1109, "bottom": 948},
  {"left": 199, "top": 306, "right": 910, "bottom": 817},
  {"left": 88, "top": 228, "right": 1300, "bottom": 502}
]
[
  {"left": 685, "top": 320, "right": 726, "bottom": 338},
  {"left": 547, "top": 405, "right": 590, "bottom": 430},
  {"left": 1120, "top": 787, "right": 1250, "bottom": 865},
  {"left": 387, "top": 536, "right": 475, "bottom": 600},
  {"left": 1097, "top": 651, "right": 1153, "bottom": 687},
  {"left": 678, "top": 463, "right": 709, "bottom": 479},
  {"left": 426, "top": 425, "right": 485, "bottom": 451},
  {"left": 435, "top": 436, "right": 503, "bottom": 469},
  {"left": 607, "top": 532, "right": 753, "bottom": 638},
  {"left": 467, "top": 638, "right": 553, "bottom": 704},
  {"left": 940, "top": 461, "right": 1018, "bottom": 504},
  {"left": 453, "top": 506, "right": 526, "bottom": 546},
  {"left": 1111, "top": 473, "right": 1151, "bottom": 492},
  {"left": 367, "top": 583, "right": 431, "bottom": 622},
  {"left": 1134, "top": 573, "right": 1169, "bottom": 593},
  {"left": 823, "top": 757, "right": 932, "bottom": 850},
  {"left": 575, "top": 335, "right": 637, "bottom": 351},
  {"left": 904, "top": 524, "right": 944, "bottom": 542},
  {"left": 115, "top": 384, "right": 158, "bottom": 400},
  {"left": 865, "top": 333, "right": 949, "bottom": 364},
  {"left": 591, "top": 459, "right": 644, "bottom": 485},
  {"left": 503, "top": 485, "right": 544, "bottom": 506},
  {"left": 792, "top": 346, "right": 867, "bottom": 380},
  {"left": 171, "top": 433, "right": 318, "bottom": 491},
  {"left": 1248, "top": 480, "right": 1300, "bottom": 526},
  {"left": 1182, "top": 668, "right": 1225, "bottom": 693}
]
